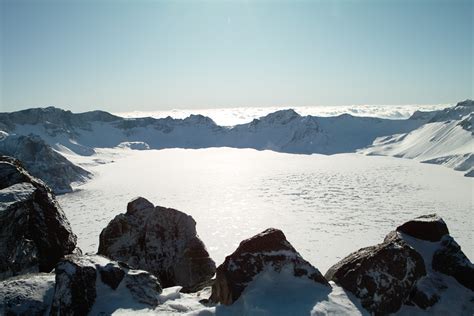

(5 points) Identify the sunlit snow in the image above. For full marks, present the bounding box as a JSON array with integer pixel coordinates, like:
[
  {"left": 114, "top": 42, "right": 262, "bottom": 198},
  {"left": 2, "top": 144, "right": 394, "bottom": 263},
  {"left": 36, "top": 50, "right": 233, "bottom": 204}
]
[{"left": 58, "top": 147, "right": 473, "bottom": 274}]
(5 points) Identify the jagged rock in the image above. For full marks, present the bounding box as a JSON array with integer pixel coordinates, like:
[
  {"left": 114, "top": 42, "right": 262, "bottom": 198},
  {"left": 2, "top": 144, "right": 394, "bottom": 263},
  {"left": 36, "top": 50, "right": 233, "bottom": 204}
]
[
  {"left": 0, "top": 273, "right": 55, "bottom": 316},
  {"left": 407, "top": 276, "right": 441, "bottom": 309},
  {"left": 51, "top": 254, "right": 162, "bottom": 316},
  {"left": 0, "top": 134, "right": 91, "bottom": 193},
  {"left": 210, "top": 228, "right": 329, "bottom": 305},
  {"left": 0, "top": 156, "right": 77, "bottom": 280},
  {"left": 99, "top": 262, "right": 126, "bottom": 290},
  {"left": 432, "top": 235, "right": 474, "bottom": 291},
  {"left": 98, "top": 197, "right": 215, "bottom": 293},
  {"left": 325, "top": 231, "right": 427, "bottom": 315},
  {"left": 51, "top": 255, "right": 97, "bottom": 316},
  {"left": 124, "top": 270, "right": 163, "bottom": 306},
  {"left": 396, "top": 214, "right": 449, "bottom": 242}
]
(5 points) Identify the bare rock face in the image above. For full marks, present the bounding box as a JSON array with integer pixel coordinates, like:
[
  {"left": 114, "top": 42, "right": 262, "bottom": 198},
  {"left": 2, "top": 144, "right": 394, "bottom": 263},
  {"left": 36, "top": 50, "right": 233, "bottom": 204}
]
[
  {"left": 325, "top": 231, "right": 427, "bottom": 315},
  {"left": 51, "top": 254, "right": 162, "bottom": 316},
  {"left": 0, "top": 156, "right": 77, "bottom": 280},
  {"left": 209, "top": 228, "right": 329, "bottom": 305},
  {"left": 396, "top": 214, "right": 449, "bottom": 242},
  {"left": 98, "top": 197, "right": 216, "bottom": 293},
  {"left": 432, "top": 235, "right": 474, "bottom": 291}
]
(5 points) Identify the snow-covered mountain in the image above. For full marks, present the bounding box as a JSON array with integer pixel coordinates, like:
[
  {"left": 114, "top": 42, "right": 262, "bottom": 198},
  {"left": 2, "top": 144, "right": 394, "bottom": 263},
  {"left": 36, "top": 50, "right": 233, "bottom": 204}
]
[
  {"left": 0, "top": 132, "right": 91, "bottom": 193},
  {"left": 0, "top": 106, "right": 427, "bottom": 155},
  {"left": 361, "top": 100, "right": 473, "bottom": 176},
  {"left": 0, "top": 101, "right": 472, "bottom": 182}
]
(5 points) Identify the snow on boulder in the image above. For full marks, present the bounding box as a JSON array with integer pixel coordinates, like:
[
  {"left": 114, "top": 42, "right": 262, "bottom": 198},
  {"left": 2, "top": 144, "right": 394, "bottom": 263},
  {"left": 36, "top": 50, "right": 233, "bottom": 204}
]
[
  {"left": 396, "top": 213, "right": 449, "bottom": 242},
  {"left": 209, "top": 228, "right": 329, "bottom": 305},
  {"left": 0, "top": 156, "right": 77, "bottom": 280},
  {"left": 0, "top": 273, "right": 55, "bottom": 316},
  {"left": 326, "top": 214, "right": 474, "bottom": 315},
  {"left": 51, "top": 254, "right": 162, "bottom": 316},
  {"left": 325, "top": 231, "right": 427, "bottom": 315},
  {"left": 98, "top": 197, "right": 216, "bottom": 293}
]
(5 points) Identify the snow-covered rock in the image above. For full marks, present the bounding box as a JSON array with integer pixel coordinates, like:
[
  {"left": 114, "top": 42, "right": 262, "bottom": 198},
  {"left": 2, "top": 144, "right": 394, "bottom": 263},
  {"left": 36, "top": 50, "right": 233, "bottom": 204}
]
[
  {"left": 0, "top": 273, "right": 55, "bottom": 316},
  {"left": 98, "top": 197, "right": 216, "bottom": 293},
  {"left": 117, "top": 141, "right": 150, "bottom": 150},
  {"left": 362, "top": 100, "right": 474, "bottom": 176},
  {"left": 0, "top": 133, "right": 91, "bottom": 193},
  {"left": 325, "top": 230, "right": 426, "bottom": 314},
  {"left": 209, "top": 228, "right": 329, "bottom": 305},
  {"left": 325, "top": 214, "right": 474, "bottom": 315},
  {"left": 51, "top": 254, "right": 163, "bottom": 315},
  {"left": 432, "top": 235, "right": 474, "bottom": 291},
  {"left": 0, "top": 156, "right": 77, "bottom": 280}
]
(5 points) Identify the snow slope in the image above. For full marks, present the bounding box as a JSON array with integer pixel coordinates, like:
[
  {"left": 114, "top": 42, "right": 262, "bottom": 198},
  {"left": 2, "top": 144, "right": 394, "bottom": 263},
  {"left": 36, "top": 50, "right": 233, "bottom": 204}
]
[
  {"left": 1, "top": 101, "right": 472, "bottom": 178},
  {"left": 0, "top": 132, "right": 91, "bottom": 193},
  {"left": 361, "top": 100, "right": 473, "bottom": 176},
  {"left": 1, "top": 107, "right": 427, "bottom": 157}
]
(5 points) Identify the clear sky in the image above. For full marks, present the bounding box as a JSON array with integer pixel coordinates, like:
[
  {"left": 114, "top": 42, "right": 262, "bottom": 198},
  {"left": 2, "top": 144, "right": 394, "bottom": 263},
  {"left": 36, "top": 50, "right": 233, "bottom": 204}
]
[{"left": 0, "top": 0, "right": 472, "bottom": 113}]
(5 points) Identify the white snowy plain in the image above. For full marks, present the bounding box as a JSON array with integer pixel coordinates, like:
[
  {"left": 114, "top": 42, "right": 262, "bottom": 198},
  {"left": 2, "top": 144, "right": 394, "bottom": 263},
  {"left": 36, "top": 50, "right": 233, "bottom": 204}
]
[{"left": 57, "top": 147, "right": 473, "bottom": 315}]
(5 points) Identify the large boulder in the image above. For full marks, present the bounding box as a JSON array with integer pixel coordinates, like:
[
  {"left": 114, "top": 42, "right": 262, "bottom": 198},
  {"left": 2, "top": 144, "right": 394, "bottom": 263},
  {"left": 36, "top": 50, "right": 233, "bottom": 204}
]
[
  {"left": 51, "top": 254, "right": 162, "bottom": 316},
  {"left": 209, "top": 228, "right": 329, "bottom": 305},
  {"left": 325, "top": 214, "right": 474, "bottom": 315},
  {"left": 325, "top": 231, "right": 427, "bottom": 315},
  {"left": 396, "top": 213, "right": 449, "bottom": 242},
  {"left": 98, "top": 197, "right": 216, "bottom": 292},
  {"left": 0, "top": 156, "right": 77, "bottom": 280}
]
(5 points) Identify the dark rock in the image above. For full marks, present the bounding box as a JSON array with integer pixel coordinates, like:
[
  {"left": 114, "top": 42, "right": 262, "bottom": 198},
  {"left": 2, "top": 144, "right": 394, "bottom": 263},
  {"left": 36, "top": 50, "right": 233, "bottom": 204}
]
[
  {"left": 124, "top": 271, "right": 162, "bottom": 306},
  {"left": 210, "top": 228, "right": 329, "bottom": 305},
  {"left": 0, "top": 273, "right": 55, "bottom": 316},
  {"left": 432, "top": 235, "right": 474, "bottom": 291},
  {"left": 396, "top": 214, "right": 449, "bottom": 242},
  {"left": 98, "top": 197, "right": 216, "bottom": 293},
  {"left": 50, "top": 254, "right": 162, "bottom": 315},
  {"left": 51, "top": 255, "right": 97, "bottom": 316},
  {"left": 99, "top": 262, "right": 125, "bottom": 290},
  {"left": 0, "top": 156, "right": 77, "bottom": 280},
  {"left": 407, "top": 277, "right": 441, "bottom": 309},
  {"left": 325, "top": 231, "right": 426, "bottom": 315}
]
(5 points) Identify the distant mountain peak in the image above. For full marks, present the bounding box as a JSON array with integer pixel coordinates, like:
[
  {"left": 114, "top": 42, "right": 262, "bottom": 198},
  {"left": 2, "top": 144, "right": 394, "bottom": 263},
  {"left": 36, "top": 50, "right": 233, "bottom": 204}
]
[
  {"left": 259, "top": 109, "right": 300, "bottom": 124},
  {"left": 455, "top": 99, "right": 473, "bottom": 108}
]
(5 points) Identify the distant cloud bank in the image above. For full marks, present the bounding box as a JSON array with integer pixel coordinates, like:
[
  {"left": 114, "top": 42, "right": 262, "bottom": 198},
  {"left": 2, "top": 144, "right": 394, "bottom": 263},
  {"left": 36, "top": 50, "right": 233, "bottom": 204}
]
[{"left": 115, "top": 104, "right": 450, "bottom": 126}]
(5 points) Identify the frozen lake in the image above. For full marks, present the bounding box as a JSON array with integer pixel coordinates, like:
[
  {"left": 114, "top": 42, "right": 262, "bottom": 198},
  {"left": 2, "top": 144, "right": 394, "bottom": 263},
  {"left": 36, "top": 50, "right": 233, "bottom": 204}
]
[{"left": 58, "top": 148, "right": 473, "bottom": 273}]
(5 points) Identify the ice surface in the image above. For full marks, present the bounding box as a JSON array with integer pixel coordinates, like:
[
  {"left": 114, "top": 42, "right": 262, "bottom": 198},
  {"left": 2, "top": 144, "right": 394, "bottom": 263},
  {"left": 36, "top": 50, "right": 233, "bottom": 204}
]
[{"left": 57, "top": 148, "right": 473, "bottom": 274}]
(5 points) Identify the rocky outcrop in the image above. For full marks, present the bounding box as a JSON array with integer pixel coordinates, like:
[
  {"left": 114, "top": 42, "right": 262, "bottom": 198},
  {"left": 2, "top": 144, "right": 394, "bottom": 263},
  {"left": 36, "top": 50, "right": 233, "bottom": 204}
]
[
  {"left": 325, "top": 231, "right": 426, "bottom": 315},
  {"left": 98, "top": 197, "right": 216, "bottom": 292},
  {"left": 396, "top": 213, "right": 449, "bottom": 242},
  {"left": 51, "top": 254, "right": 162, "bottom": 316},
  {"left": 0, "top": 156, "right": 77, "bottom": 280},
  {"left": 0, "top": 133, "right": 91, "bottom": 193},
  {"left": 209, "top": 228, "right": 329, "bottom": 305},
  {"left": 432, "top": 235, "right": 474, "bottom": 291},
  {"left": 325, "top": 214, "right": 474, "bottom": 315}
]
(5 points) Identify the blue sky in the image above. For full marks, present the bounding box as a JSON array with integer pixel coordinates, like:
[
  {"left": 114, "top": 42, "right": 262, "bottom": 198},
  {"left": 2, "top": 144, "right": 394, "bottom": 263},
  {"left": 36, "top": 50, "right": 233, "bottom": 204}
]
[{"left": 0, "top": 0, "right": 472, "bottom": 112}]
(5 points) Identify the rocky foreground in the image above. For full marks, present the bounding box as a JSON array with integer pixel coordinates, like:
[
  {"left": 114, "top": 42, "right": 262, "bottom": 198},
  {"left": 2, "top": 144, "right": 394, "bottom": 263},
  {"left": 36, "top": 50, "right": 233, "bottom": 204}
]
[{"left": 0, "top": 156, "right": 473, "bottom": 315}]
